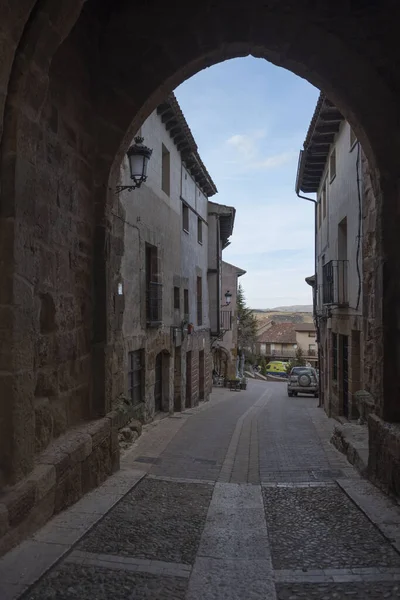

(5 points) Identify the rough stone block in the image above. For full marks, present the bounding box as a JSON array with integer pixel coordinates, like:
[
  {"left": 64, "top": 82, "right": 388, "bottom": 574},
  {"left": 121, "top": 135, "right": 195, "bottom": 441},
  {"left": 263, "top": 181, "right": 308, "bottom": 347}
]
[
  {"left": 0, "top": 489, "right": 56, "bottom": 559},
  {"left": 68, "top": 433, "right": 92, "bottom": 464},
  {"left": 50, "top": 398, "right": 67, "bottom": 437},
  {"left": 34, "top": 369, "right": 58, "bottom": 397},
  {"left": 27, "top": 464, "right": 56, "bottom": 502},
  {"left": 0, "top": 504, "right": 9, "bottom": 537},
  {"left": 86, "top": 418, "right": 111, "bottom": 448},
  {"left": 37, "top": 445, "right": 70, "bottom": 480},
  {"left": 54, "top": 463, "right": 82, "bottom": 513},
  {"left": 129, "top": 419, "right": 143, "bottom": 436},
  {"left": 67, "top": 385, "right": 90, "bottom": 425},
  {"left": 34, "top": 397, "right": 53, "bottom": 454},
  {"left": 81, "top": 438, "right": 112, "bottom": 495},
  {"left": 111, "top": 450, "right": 120, "bottom": 474},
  {"left": 1, "top": 481, "right": 36, "bottom": 528}
]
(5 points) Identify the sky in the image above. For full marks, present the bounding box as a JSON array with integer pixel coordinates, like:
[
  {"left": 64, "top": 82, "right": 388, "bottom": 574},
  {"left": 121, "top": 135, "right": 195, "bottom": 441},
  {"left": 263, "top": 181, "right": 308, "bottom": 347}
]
[{"left": 175, "top": 57, "right": 320, "bottom": 309}]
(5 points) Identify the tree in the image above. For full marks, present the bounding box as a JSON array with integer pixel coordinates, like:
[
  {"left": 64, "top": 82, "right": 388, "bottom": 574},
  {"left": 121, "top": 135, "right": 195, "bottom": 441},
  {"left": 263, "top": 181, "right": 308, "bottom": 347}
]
[
  {"left": 286, "top": 346, "right": 306, "bottom": 373},
  {"left": 236, "top": 283, "right": 257, "bottom": 354}
]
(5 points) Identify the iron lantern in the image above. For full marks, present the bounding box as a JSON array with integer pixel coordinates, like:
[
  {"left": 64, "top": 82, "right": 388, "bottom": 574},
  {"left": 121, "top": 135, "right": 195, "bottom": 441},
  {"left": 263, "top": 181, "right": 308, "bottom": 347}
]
[
  {"left": 116, "top": 136, "right": 153, "bottom": 193},
  {"left": 224, "top": 290, "right": 232, "bottom": 305}
]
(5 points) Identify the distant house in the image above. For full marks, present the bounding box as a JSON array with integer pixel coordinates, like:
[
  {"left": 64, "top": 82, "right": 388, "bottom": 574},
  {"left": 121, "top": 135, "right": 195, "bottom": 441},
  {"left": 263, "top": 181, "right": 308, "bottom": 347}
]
[
  {"left": 294, "top": 323, "right": 318, "bottom": 367},
  {"left": 212, "top": 261, "right": 246, "bottom": 379},
  {"left": 255, "top": 323, "right": 297, "bottom": 359}
]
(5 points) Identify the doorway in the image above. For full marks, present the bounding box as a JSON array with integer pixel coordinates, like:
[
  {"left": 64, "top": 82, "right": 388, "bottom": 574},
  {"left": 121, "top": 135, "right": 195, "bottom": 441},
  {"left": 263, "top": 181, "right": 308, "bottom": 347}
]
[
  {"left": 155, "top": 352, "right": 163, "bottom": 412},
  {"left": 199, "top": 350, "right": 205, "bottom": 401},
  {"left": 174, "top": 347, "right": 182, "bottom": 412},
  {"left": 186, "top": 351, "right": 192, "bottom": 408},
  {"left": 340, "top": 335, "right": 349, "bottom": 418}
]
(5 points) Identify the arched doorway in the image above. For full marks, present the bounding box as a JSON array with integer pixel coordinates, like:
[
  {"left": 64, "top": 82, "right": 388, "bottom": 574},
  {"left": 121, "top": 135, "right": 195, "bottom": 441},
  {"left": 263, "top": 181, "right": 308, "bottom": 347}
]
[
  {"left": 154, "top": 353, "right": 163, "bottom": 413},
  {"left": 0, "top": 0, "right": 399, "bottom": 485}
]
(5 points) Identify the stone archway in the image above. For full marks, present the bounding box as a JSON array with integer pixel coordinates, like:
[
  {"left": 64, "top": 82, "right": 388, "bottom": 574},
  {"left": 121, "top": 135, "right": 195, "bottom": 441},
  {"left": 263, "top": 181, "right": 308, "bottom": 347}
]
[{"left": 1, "top": 0, "right": 400, "bottom": 486}]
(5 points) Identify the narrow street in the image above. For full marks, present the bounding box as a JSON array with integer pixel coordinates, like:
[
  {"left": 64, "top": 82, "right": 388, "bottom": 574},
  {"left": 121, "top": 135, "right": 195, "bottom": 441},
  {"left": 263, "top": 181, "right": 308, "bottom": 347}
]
[{"left": 2, "top": 380, "right": 400, "bottom": 599}]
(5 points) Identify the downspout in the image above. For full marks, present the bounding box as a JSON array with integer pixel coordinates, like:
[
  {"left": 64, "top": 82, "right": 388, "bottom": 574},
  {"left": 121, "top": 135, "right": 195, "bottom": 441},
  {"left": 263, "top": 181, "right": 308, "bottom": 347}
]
[{"left": 296, "top": 150, "right": 321, "bottom": 405}]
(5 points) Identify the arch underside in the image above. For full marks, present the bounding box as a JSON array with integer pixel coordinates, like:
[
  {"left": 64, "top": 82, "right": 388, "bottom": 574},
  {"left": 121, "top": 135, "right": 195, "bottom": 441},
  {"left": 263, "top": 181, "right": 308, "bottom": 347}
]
[{"left": 0, "top": 0, "right": 398, "bottom": 485}]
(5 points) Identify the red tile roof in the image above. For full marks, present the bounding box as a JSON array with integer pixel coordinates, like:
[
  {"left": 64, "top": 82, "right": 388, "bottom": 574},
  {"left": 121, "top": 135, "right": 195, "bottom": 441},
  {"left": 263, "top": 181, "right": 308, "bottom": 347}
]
[
  {"left": 294, "top": 323, "right": 316, "bottom": 332},
  {"left": 256, "top": 323, "right": 297, "bottom": 344}
]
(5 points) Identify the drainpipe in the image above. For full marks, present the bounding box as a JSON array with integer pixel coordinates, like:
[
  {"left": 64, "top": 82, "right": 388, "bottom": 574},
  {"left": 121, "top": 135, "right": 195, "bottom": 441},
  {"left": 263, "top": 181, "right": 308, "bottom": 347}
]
[{"left": 296, "top": 178, "right": 322, "bottom": 406}]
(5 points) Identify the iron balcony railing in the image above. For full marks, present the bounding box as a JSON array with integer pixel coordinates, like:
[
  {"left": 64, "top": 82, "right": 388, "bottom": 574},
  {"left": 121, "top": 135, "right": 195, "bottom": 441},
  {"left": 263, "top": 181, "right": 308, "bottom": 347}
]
[
  {"left": 146, "top": 281, "right": 162, "bottom": 325},
  {"left": 220, "top": 309, "right": 232, "bottom": 331},
  {"left": 322, "top": 260, "right": 348, "bottom": 306},
  {"left": 269, "top": 348, "right": 296, "bottom": 358}
]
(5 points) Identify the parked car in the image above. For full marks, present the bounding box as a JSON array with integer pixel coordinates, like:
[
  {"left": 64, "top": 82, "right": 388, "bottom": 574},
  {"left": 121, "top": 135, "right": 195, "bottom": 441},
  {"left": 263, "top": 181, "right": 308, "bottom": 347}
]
[
  {"left": 287, "top": 366, "right": 318, "bottom": 397},
  {"left": 266, "top": 361, "right": 288, "bottom": 378}
]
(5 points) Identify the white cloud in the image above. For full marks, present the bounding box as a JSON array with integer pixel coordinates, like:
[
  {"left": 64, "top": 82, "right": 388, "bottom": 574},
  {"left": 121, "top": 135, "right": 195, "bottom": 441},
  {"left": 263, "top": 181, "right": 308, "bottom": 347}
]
[
  {"left": 252, "top": 152, "right": 297, "bottom": 170},
  {"left": 223, "top": 198, "right": 315, "bottom": 307},
  {"left": 225, "top": 131, "right": 296, "bottom": 173}
]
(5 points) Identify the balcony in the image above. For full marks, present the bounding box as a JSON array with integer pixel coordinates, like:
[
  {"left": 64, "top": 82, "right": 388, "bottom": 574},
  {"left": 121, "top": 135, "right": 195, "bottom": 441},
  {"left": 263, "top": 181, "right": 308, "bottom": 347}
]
[
  {"left": 269, "top": 348, "right": 296, "bottom": 358},
  {"left": 220, "top": 309, "right": 232, "bottom": 331},
  {"left": 146, "top": 281, "right": 162, "bottom": 326},
  {"left": 322, "top": 260, "right": 348, "bottom": 306}
]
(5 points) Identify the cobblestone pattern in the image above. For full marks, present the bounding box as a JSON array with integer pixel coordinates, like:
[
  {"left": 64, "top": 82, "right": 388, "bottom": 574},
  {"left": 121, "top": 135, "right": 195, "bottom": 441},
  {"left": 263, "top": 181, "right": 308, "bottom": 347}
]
[
  {"left": 263, "top": 485, "right": 400, "bottom": 570},
  {"left": 78, "top": 479, "right": 213, "bottom": 564},
  {"left": 258, "top": 391, "right": 331, "bottom": 479},
  {"left": 24, "top": 562, "right": 188, "bottom": 600},
  {"left": 276, "top": 582, "right": 400, "bottom": 599}
]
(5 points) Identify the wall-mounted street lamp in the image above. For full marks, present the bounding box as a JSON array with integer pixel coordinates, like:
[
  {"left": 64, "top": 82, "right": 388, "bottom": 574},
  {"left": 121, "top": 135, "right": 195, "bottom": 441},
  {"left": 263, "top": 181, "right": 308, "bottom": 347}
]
[
  {"left": 224, "top": 290, "right": 232, "bottom": 306},
  {"left": 116, "top": 136, "right": 153, "bottom": 194}
]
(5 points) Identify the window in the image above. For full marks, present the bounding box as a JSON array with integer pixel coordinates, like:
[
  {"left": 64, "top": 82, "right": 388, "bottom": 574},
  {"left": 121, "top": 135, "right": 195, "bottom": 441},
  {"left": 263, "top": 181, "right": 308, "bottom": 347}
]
[
  {"left": 128, "top": 350, "right": 143, "bottom": 405},
  {"left": 174, "top": 286, "right": 180, "bottom": 310},
  {"left": 197, "top": 217, "right": 202, "bottom": 244},
  {"left": 322, "top": 183, "right": 327, "bottom": 219},
  {"left": 145, "top": 244, "right": 162, "bottom": 324},
  {"left": 161, "top": 144, "right": 170, "bottom": 195},
  {"left": 329, "top": 148, "right": 336, "bottom": 182},
  {"left": 350, "top": 128, "right": 357, "bottom": 150},
  {"left": 197, "top": 276, "right": 202, "bottom": 326},
  {"left": 183, "top": 288, "right": 189, "bottom": 319},
  {"left": 308, "top": 332, "right": 315, "bottom": 337},
  {"left": 317, "top": 201, "right": 321, "bottom": 229},
  {"left": 332, "top": 333, "right": 338, "bottom": 380},
  {"left": 182, "top": 203, "right": 189, "bottom": 232}
]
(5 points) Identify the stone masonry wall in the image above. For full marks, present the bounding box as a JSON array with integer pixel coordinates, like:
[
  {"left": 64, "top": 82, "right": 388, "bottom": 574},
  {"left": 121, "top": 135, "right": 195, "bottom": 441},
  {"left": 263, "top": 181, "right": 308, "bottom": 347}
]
[{"left": 361, "top": 151, "right": 383, "bottom": 410}]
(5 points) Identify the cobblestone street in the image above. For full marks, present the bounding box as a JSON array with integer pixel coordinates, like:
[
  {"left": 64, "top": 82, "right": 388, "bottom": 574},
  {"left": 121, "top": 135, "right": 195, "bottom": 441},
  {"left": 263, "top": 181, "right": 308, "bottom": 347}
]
[{"left": 2, "top": 380, "right": 400, "bottom": 599}]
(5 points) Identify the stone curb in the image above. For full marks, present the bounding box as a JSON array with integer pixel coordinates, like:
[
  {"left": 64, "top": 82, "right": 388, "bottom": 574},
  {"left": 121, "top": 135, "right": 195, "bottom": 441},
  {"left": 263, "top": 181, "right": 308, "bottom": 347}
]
[{"left": 336, "top": 477, "right": 400, "bottom": 556}]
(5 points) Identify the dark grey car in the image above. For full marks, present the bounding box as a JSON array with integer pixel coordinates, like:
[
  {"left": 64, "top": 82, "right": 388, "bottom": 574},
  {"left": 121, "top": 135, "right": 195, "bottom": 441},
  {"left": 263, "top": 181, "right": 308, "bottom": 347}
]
[{"left": 287, "top": 366, "right": 318, "bottom": 397}]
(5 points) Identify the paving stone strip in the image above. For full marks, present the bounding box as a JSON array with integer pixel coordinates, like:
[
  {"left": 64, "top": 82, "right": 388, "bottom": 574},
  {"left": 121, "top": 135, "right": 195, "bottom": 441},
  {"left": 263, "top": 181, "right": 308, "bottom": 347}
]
[
  {"left": 274, "top": 566, "right": 400, "bottom": 583},
  {"left": 218, "top": 389, "right": 271, "bottom": 483},
  {"left": 186, "top": 482, "right": 277, "bottom": 599},
  {"left": 146, "top": 474, "right": 215, "bottom": 485},
  {"left": 64, "top": 549, "right": 192, "bottom": 578}
]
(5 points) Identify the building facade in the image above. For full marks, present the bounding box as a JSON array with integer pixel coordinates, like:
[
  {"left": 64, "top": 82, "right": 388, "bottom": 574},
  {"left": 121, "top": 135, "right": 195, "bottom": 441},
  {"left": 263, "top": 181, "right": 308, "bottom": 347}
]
[
  {"left": 256, "top": 322, "right": 297, "bottom": 359},
  {"left": 294, "top": 324, "right": 318, "bottom": 368},
  {"left": 114, "top": 94, "right": 221, "bottom": 422},
  {"left": 212, "top": 261, "right": 246, "bottom": 379},
  {"left": 297, "top": 94, "right": 363, "bottom": 419}
]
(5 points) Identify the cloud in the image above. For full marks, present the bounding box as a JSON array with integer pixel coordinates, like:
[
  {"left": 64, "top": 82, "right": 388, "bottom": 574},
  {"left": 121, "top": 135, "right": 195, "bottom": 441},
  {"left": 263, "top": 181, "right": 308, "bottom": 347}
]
[
  {"left": 225, "top": 131, "right": 296, "bottom": 173},
  {"left": 226, "top": 130, "right": 265, "bottom": 160}
]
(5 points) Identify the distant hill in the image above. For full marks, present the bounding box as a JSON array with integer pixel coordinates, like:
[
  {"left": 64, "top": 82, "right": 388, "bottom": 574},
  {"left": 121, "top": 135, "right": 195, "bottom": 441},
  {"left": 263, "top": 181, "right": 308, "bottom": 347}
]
[
  {"left": 272, "top": 305, "right": 313, "bottom": 313},
  {"left": 252, "top": 305, "right": 313, "bottom": 313},
  {"left": 252, "top": 307, "right": 314, "bottom": 325}
]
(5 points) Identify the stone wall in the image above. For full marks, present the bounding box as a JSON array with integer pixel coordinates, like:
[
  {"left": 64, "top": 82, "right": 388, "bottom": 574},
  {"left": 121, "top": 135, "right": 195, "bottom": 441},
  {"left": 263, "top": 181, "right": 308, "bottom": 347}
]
[{"left": 361, "top": 151, "right": 383, "bottom": 412}]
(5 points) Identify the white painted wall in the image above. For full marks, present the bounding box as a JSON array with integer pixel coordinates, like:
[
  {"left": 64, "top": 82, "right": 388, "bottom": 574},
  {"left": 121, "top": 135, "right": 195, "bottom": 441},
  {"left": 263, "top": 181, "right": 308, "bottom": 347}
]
[{"left": 316, "top": 121, "right": 362, "bottom": 314}]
